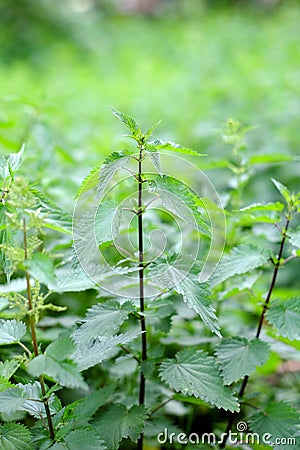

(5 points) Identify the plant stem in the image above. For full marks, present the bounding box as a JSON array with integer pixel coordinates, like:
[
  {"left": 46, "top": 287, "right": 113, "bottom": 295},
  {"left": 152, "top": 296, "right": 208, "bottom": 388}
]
[
  {"left": 23, "top": 218, "right": 55, "bottom": 441},
  {"left": 137, "top": 146, "right": 147, "bottom": 450},
  {"left": 220, "top": 218, "right": 290, "bottom": 448}
]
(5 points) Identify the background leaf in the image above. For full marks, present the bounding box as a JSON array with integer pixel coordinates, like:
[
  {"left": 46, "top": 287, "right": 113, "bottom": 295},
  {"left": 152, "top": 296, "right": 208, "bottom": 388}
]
[{"left": 0, "top": 423, "right": 31, "bottom": 450}]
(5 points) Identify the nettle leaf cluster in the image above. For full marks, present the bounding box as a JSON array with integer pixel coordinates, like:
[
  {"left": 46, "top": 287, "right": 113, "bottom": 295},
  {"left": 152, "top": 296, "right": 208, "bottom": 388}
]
[{"left": 0, "top": 113, "right": 299, "bottom": 450}]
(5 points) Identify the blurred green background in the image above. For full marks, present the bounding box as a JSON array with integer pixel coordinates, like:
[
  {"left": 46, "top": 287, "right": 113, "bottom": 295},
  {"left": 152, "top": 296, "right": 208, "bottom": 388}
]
[{"left": 0, "top": 0, "right": 299, "bottom": 205}]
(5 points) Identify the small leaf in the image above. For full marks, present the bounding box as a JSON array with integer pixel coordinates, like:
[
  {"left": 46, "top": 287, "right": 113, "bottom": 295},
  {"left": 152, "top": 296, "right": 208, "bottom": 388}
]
[
  {"left": 159, "top": 349, "right": 239, "bottom": 412},
  {"left": 287, "top": 227, "right": 300, "bottom": 249},
  {"left": 0, "top": 360, "right": 20, "bottom": 380},
  {"left": 93, "top": 404, "right": 147, "bottom": 450},
  {"left": 112, "top": 109, "right": 140, "bottom": 134},
  {"left": 215, "top": 337, "right": 270, "bottom": 384},
  {"left": 97, "top": 151, "right": 131, "bottom": 199},
  {"left": 239, "top": 202, "right": 285, "bottom": 212},
  {"left": 266, "top": 297, "right": 300, "bottom": 340},
  {"left": 24, "top": 252, "right": 56, "bottom": 286},
  {"left": 76, "top": 164, "right": 101, "bottom": 197},
  {"left": 248, "top": 401, "right": 299, "bottom": 448},
  {"left": 0, "top": 423, "right": 31, "bottom": 450},
  {"left": 73, "top": 331, "right": 140, "bottom": 371},
  {"left": 72, "top": 300, "right": 132, "bottom": 346},
  {"left": 20, "top": 382, "right": 60, "bottom": 418},
  {"left": 0, "top": 205, "right": 15, "bottom": 281},
  {"left": 148, "top": 139, "right": 203, "bottom": 156},
  {"left": 147, "top": 150, "right": 162, "bottom": 175},
  {"left": 0, "top": 144, "right": 25, "bottom": 179},
  {"left": 210, "top": 244, "right": 272, "bottom": 287},
  {"left": 271, "top": 178, "right": 291, "bottom": 204},
  {"left": 0, "top": 319, "right": 26, "bottom": 345}
]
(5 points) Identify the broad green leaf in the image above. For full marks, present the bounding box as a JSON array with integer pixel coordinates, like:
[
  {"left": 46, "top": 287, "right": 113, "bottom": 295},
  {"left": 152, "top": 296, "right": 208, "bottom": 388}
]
[
  {"left": 0, "top": 144, "right": 25, "bottom": 179},
  {"left": 95, "top": 201, "right": 122, "bottom": 245},
  {"left": 288, "top": 227, "right": 300, "bottom": 249},
  {"left": 97, "top": 151, "right": 130, "bottom": 199},
  {"left": 271, "top": 178, "right": 291, "bottom": 204},
  {"left": 266, "top": 297, "right": 300, "bottom": 340},
  {"left": 73, "top": 331, "right": 140, "bottom": 371},
  {"left": 93, "top": 404, "right": 147, "bottom": 450},
  {"left": 248, "top": 401, "right": 300, "bottom": 449},
  {"left": 0, "top": 423, "right": 31, "bottom": 450},
  {"left": 24, "top": 252, "right": 56, "bottom": 286},
  {"left": 73, "top": 385, "right": 115, "bottom": 420},
  {"left": 0, "top": 386, "right": 27, "bottom": 414},
  {"left": 150, "top": 260, "right": 220, "bottom": 337},
  {"left": 76, "top": 164, "right": 101, "bottom": 197},
  {"left": 0, "top": 360, "right": 20, "bottom": 379},
  {"left": 112, "top": 109, "right": 140, "bottom": 134},
  {"left": 52, "top": 428, "right": 106, "bottom": 450},
  {"left": 46, "top": 335, "right": 76, "bottom": 361},
  {"left": 0, "top": 319, "right": 26, "bottom": 345},
  {"left": 147, "top": 139, "right": 203, "bottom": 156},
  {"left": 19, "top": 382, "right": 61, "bottom": 418},
  {"left": 148, "top": 175, "right": 210, "bottom": 235},
  {"left": 72, "top": 300, "right": 133, "bottom": 346},
  {"left": 159, "top": 349, "right": 239, "bottom": 412},
  {"left": 48, "top": 267, "right": 96, "bottom": 292},
  {"left": 239, "top": 202, "right": 284, "bottom": 212},
  {"left": 28, "top": 354, "right": 87, "bottom": 391},
  {"left": 30, "top": 187, "right": 72, "bottom": 234},
  {"left": 210, "top": 244, "right": 272, "bottom": 287},
  {"left": 215, "top": 337, "right": 270, "bottom": 384}
]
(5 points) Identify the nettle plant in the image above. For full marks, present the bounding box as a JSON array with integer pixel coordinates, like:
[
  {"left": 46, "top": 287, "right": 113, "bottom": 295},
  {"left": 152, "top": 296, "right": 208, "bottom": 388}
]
[{"left": 0, "top": 113, "right": 299, "bottom": 450}]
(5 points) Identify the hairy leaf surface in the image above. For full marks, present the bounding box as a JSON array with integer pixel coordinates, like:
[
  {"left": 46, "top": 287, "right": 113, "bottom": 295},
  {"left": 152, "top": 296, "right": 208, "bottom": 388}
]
[{"left": 0, "top": 319, "right": 26, "bottom": 345}]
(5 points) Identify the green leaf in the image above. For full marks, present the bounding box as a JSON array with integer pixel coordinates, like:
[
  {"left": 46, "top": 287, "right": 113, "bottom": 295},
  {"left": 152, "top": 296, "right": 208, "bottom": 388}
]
[
  {"left": 97, "top": 151, "right": 130, "bottom": 199},
  {"left": 53, "top": 428, "right": 106, "bottom": 450},
  {"left": 76, "top": 164, "right": 101, "bottom": 197},
  {"left": 150, "top": 260, "right": 220, "bottom": 337},
  {"left": 266, "top": 297, "right": 300, "bottom": 340},
  {"left": 0, "top": 423, "right": 31, "bottom": 450},
  {"left": 239, "top": 202, "right": 285, "bottom": 212},
  {"left": 248, "top": 401, "right": 299, "bottom": 448},
  {"left": 0, "top": 377, "right": 12, "bottom": 392},
  {"left": 271, "top": 178, "right": 291, "bottom": 204},
  {"left": 210, "top": 244, "right": 272, "bottom": 287},
  {"left": 46, "top": 335, "right": 76, "bottom": 361},
  {"left": 95, "top": 201, "right": 122, "bottom": 245},
  {"left": 0, "top": 360, "right": 20, "bottom": 380},
  {"left": 72, "top": 300, "right": 132, "bottom": 346},
  {"left": 73, "top": 331, "right": 140, "bottom": 371},
  {"left": 147, "top": 139, "right": 203, "bottom": 156},
  {"left": 73, "top": 385, "right": 115, "bottom": 420},
  {"left": 19, "top": 382, "right": 61, "bottom": 418},
  {"left": 24, "top": 252, "right": 56, "bottom": 286},
  {"left": 0, "top": 319, "right": 26, "bottom": 345},
  {"left": 93, "top": 404, "right": 147, "bottom": 450},
  {"left": 112, "top": 109, "right": 140, "bottom": 134},
  {"left": 147, "top": 150, "right": 162, "bottom": 175},
  {"left": 215, "top": 337, "right": 270, "bottom": 384},
  {"left": 0, "top": 386, "right": 27, "bottom": 414},
  {"left": 159, "top": 349, "right": 239, "bottom": 412},
  {"left": 288, "top": 227, "right": 300, "bottom": 249},
  {"left": 30, "top": 187, "right": 72, "bottom": 234},
  {"left": 0, "top": 145, "right": 25, "bottom": 179},
  {"left": 0, "top": 205, "right": 15, "bottom": 281},
  {"left": 248, "top": 153, "right": 294, "bottom": 165},
  {"left": 49, "top": 267, "right": 96, "bottom": 292},
  {"left": 148, "top": 175, "right": 210, "bottom": 235}
]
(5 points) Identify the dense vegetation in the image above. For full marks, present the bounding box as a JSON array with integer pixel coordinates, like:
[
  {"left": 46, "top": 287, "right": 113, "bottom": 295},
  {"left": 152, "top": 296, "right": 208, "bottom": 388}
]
[{"left": 0, "top": 2, "right": 299, "bottom": 449}]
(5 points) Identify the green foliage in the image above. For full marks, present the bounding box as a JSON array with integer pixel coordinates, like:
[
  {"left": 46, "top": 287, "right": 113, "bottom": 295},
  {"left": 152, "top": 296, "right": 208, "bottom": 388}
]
[
  {"left": 159, "top": 349, "right": 239, "bottom": 412},
  {"left": 0, "top": 423, "right": 31, "bottom": 450},
  {"left": 266, "top": 297, "right": 300, "bottom": 340},
  {"left": 216, "top": 337, "right": 270, "bottom": 384},
  {"left": 0, "top": 319, "right": 26, "bottom": 344}
]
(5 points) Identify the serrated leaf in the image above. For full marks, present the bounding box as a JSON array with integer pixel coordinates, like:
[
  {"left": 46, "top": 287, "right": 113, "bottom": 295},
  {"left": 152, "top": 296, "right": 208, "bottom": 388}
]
[
  {"left": 94, "top": 404, "right": 147, "bottom": 450},
  {"left": 159, "top": 349, "right": 239, "bottom": 412},
  {"left": 271, "top": 178, "right": 291, "bottom": 204},
  {"left": 150, "top": 260, "right": 220, "bottom": 336},
  {"left": 28, "top": 354, "right": 87, "bottom": 391},
  {"left": 0, "top": 360, "right": 20, "bottom": 380},
  {"left": 24, "top": 252, "right": 56, "bottom": 286},
  {"left": 76, "top": 164, "right": 101, "bottom": 197},
  {"left": 0, "top": 386, "right": 27, "bottom": 414},
  {"left": 97, "top": 151, "right": 130, "bottom": 199},
  {"left": 53, "top": 428, "right": 106, "bottom": 450},
  {"left": 148, "top": 139, "right": 203, "bottom": 156},
  {"left": 248, "top": 401, "right": 299, "bottom": 446},
  {"left": 19, "top": 382, "right": 60, "bottom": 418},
  {"left": 266, "top": 297, "right": 300, "bottom": 340},
  {"left": 288, "top": 227, "right": 300, "bottom": 249},
  {"left": 0, "top": 376, "right": 13, "bottom": 392},
  {"left": 147, "top": 150, "right": 162, "bottom": 175},
  {"left": 0, "top": 319, "right": 26, "bottom": 345},
  {"left": 73, "top": 331, "right": 140, "bottom": 371},
  {"left": 48, "top": 267, "right": 96, "bottom": 292},
  {"left": 0, "top": 205, "right": 15, "bottom": 281},
  {"left": 148, "top": 175, "right": 210, "bottom": 235},
  {"left": 73, "top": 385, "right": 115, "bottom": 420},
  {"left": 210, "top": 244, "right": 272, "bottom": 287},
  {"left": 0, "top": 145, "right": 25, "bottom": 180},
  {"left": 30, "top": 187, "right": 72, "bottom": 234},
  {"left": 95, "top": 201, "right": 122, "bottom": 245},
  {"left": 239, "top": 202, "right": 284, "bottom": 212},
  {"left": 72, "top": 300, "right": 132, "bottom": 346},
  {"left": 0, "top": 423, "right": 31, "bottom": 450},
  {"left": 215, "top": 337, "right": 270, "bottom": 384},
  {"left": 46, "top": 335, "right": 76, "bottom": 361},
  {"left": 112, "top": 109, "right": 140, "bottom": 134}
]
